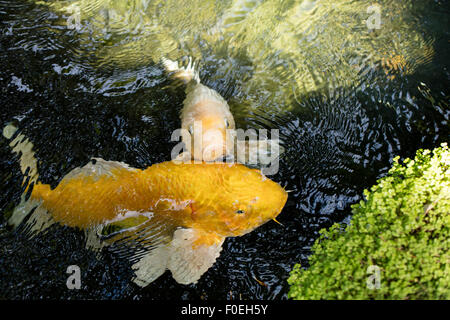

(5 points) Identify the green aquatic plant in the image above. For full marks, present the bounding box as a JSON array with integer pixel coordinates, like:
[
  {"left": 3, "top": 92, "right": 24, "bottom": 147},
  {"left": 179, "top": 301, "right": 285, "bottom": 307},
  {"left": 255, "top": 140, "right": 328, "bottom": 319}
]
[{"left": 288, "top": 143, "right": 450, "bottom": 300}]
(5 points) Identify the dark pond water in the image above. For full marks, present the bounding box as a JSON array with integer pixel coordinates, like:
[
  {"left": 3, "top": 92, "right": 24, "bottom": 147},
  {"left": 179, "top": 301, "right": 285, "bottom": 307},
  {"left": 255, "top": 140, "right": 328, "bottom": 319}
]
[{"left": 0, "top": 0, "right": 449, "bottom": 299}]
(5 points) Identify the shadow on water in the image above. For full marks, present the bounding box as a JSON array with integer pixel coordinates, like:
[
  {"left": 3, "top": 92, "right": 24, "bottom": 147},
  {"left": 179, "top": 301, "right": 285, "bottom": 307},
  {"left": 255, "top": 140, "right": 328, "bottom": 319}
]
[{"left": 0, "top": 0, "right": 449, "bottom": 299}]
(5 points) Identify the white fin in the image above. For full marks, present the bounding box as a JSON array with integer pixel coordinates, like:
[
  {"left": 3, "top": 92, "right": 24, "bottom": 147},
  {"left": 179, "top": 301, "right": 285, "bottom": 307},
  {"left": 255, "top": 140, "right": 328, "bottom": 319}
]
[
  {"left": 234, "top": 139, "right": 284, "bottom": 167},
  {"left": 6, "top": 196, "right": 57, "bottom": 239},
  {"left": 162, "top": 56, "right": 200, "bottom": 84},
  {"left": 84, "top": 225, "right": 106, "bottom": 258},
  {"left": 167, "top": 228, "right": 224, "bottom": 285},
  {"left": 3, "top": 123, "right": 39, "bottom": 188},
  {"left": 61, "top": 157, "right": 137, "bottom": 183},
  {"left": 131, "top": 228, "right": 225, "bottom": 286},
  {"left": 103, "top": 215, "right": 176, "bottom": 260},
  {"left": 20, "top": 202, "right": 55, "bottom": 237},
  {"left": 132, "top": 245, "right": 169, "bottom": 287},
  {"left": 161, "top": 56, "right": 227, "bottom": 107},
  {"left": 3, "top": 123, "right": 43, "bottom": 231},
  {"left": 8, "top": 197, "right": 40, "bottom": 229},
  {"left": 98, "top": 214, "right": 178, "bottom": 286}
]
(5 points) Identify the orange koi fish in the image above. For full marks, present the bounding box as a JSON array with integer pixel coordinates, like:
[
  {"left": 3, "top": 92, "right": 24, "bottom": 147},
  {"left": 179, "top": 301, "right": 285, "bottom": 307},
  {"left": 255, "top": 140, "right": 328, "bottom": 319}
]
[{"left": 3, "top": 124, "right": 287, "bottom": 286}]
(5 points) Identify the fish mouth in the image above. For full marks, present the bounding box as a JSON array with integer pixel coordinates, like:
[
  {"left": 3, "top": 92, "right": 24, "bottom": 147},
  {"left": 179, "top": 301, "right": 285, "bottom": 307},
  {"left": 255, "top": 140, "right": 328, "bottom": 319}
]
[{"left": 271, "top": 193, "right": 288, "bottom": 220}]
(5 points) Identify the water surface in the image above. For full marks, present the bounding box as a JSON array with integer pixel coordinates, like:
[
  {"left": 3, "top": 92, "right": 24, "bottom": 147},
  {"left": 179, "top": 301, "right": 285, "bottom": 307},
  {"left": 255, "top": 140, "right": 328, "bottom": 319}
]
[{"left": 0, "top": 0, "right": 449, "bottom": 299}]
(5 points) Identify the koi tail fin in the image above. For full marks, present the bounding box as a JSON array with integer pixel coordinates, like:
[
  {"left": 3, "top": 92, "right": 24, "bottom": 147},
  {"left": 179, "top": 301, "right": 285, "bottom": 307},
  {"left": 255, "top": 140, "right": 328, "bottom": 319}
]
[
  {"left": 2, "top": 123, "right": 55, "bottom": 236},
  {"left": 3, "top": 124, "right": 38, "bottom": 190},
  {"left": 162, "top": 56, "right": 200, "bottom": 84}
]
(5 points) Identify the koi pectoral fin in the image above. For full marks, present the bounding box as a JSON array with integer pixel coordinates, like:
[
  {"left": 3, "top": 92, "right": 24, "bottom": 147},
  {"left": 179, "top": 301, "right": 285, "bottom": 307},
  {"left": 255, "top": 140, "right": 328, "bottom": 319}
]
[
  {"left": 60, "top": 157, "right": 137, "bottom": 183},
  {"left": 97, "top": 216, "right": 224, "bottom": 287},
  {"left": 101, "top": 213, "right": 176, "bottom": 264},
  {"left": 167, "top": 228, "right": 225, "bottom": 285},
  {"left": 96, "top": 213, "right": 177, "bottom": 287},
  {"left": 132, "top": 245, "right": 169, "bottom": 287}
]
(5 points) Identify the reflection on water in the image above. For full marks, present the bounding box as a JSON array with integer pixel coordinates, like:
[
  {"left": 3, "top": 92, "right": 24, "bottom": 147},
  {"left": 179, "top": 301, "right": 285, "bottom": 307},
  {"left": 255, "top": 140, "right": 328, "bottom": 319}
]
[{"left": 0, "top": 0, "right": 448, "bottom": 299}]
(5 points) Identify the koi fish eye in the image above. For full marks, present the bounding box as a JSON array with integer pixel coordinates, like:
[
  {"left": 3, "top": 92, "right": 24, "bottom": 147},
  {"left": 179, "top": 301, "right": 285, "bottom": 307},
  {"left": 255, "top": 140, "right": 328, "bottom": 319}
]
[
  {"left": 188, "top": 125, "right": 194, "bottom": 134},
  {"left": 235, "top": 209, "right": 245, "bottom": 214},
  {"left": 224, "top": 118, "right": 229, "bottom": 128}
]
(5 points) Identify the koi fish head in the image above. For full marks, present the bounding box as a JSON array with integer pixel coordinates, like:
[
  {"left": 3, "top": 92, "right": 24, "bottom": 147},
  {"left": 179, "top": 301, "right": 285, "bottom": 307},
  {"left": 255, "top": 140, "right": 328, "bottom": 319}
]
[
  {"left": 181, "top": 85, "right": 236, "bottom": 162},
  {"left": 182, "top": 105, "right": 236, "bottom": 162},
  {"left": 187, "top": 163, "right": 287, "bottom": 237}
]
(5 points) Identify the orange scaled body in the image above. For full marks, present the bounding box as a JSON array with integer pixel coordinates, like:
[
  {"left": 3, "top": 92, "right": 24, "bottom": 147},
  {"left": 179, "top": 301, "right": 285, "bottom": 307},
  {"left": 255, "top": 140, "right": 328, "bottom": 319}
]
[{"left": 31, "top": 159, "right": 287, "bottom": 242}]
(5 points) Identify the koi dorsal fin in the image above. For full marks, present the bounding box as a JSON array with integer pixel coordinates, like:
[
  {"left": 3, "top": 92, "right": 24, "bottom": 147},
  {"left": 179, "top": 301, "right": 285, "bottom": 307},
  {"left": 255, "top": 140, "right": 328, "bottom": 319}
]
[{"left": 61, "top": 158, "right": 137, "bottom": 183}]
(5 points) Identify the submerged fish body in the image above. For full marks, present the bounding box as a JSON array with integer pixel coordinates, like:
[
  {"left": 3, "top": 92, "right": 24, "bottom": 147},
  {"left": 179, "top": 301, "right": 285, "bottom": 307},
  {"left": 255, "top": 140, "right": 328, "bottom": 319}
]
[
  {"left": 163, "top": 57, "right": 281, "bottom": 164},
  {"left": 163, "top": 57, "right": 236, "bottom": 162},
  {"left": 4, "top": 124, "right": 287, "bottom": 285}
]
